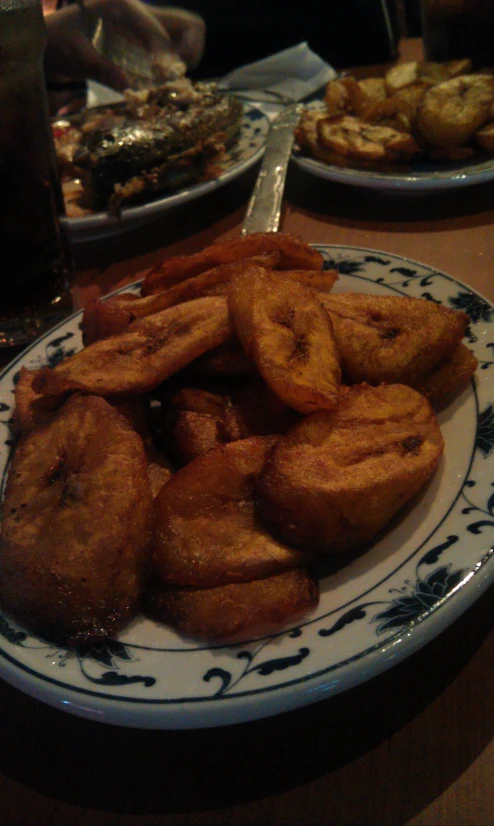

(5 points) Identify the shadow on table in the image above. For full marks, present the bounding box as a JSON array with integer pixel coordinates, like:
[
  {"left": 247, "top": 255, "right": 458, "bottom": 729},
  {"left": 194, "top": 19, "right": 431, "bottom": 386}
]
[
  {"left": 286, "top": 163, "right": 494, "bottom": 226},
  {"left": 69, "top": 165, "right": 259, "bottom": 276},
  {"left": 1, "top": 579, "right": 494, "bottom": 821}
]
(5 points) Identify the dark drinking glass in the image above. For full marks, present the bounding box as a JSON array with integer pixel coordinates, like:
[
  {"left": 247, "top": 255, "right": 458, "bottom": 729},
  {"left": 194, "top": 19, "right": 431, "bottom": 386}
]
[{"left": 0, "top": 0, "right": 73, "bottom": 348}]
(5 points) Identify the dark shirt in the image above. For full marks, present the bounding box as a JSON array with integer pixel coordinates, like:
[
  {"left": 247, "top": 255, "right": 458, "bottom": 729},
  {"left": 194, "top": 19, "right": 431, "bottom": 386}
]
[{"left": 160, "top": 0, "right": 402, "bottom": 77}]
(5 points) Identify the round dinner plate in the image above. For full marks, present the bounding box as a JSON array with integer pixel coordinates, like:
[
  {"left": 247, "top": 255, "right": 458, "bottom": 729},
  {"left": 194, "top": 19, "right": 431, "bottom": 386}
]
[
  {"left": 0, "top": 246, "right": 493, "bottom": 729},
  {"left": 61, "top": 103, "right": 270, "bottom": 242},
  {"left": 292, "top": 105, "right": 494, "bottom": 193}
]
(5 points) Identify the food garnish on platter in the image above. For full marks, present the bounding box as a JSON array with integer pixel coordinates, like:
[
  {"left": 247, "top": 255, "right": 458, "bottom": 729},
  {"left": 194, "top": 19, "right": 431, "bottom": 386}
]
[
  {"left": 52, "top": 69, "right": 244, "bottom": 216},
  {"left": 295, "top": 59, "right": 494, "bottom": 171},
  {"left": 0, "top": 233, "right": 479, "bottom": 645}
]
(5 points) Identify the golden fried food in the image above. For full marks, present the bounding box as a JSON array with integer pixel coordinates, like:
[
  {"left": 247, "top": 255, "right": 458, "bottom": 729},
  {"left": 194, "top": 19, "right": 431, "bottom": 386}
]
[
  {"left": 178, "top": 337, "right": 259, "bottom": 381},
  {"left": 153, "top": 436, "right": 309, "bottom": 588},
  {"left": 360, "top": 96, "right": 417, "bottom": 134},
  {"left": 320, "top": 292, "right": 469, "bottom": 389},
  {"left": 324, "top": 76, "right": 366, "bottom": 116},
  {"left": 417, "top": 74, "right": 494, "bottom": 147},
  {"left": 294, "top": 108, "right": 341, "bottom": 165},
  {"left": 81, "top": 295, "right": 135, "bottom": 345},
  {"left": 296, "top": 59, "right": 493, "bottom": 172},
  {"left": 160, "top": 380, "right": 299, "bottom": 463},
  {"left": 145, "top": 444, "right": 174, "bottom": 498},
  {"left": 142, "top": 232, "right": 324, "bottom": 295},
  {"left": 143, "top": 568, "right": 319, "bottom": 641},
  {"left": 384, "top": 59, "right": 473, "bottom": 96},
  {"left": 384, "top": 61, "right": 427, "bottom": 95},
  {"left": 108, "top": 254, "right": 282, "bottom": 320},
  {"left": 475, "top": 121, "right": 494, "bottom": 153},
  {"left": 33, "top": 297, "right": 234, "bottom": 398},
  {"left": 317, "top": 115, "right": 421, "bottom": 166},
  {"left": 0, "top": 395, "right": 154, "bottom": 645},
  {"left": 228, "top": 267, "right": 341, "bottom": 414},
  {"left": 358, "top": 77, "right": 387, "bottom": 106},
  {"left": 257, "top": 383, "right": 444, "bottom": 555},
  {"left": 417, "top": 342, "right": 478, "bottom": 407},
  {"left": 12, "top": 367, "right": 67, "bottom": 434}
]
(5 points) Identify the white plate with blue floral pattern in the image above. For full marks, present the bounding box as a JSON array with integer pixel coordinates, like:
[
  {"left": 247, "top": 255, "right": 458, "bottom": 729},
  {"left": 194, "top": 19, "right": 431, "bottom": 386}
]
[
  {"left": 62, "top": 103, "right": 269, "bottom": 241},
  {"left": 0, "top": 246, "right": 493, "bottom": 729}
]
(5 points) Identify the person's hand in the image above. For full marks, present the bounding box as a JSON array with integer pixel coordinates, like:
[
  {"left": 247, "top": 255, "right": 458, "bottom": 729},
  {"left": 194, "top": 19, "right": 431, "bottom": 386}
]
[
  {"left": 148, "top": 6, "right": 206, "bottom": 70},
  {"left": 44, "top": 0, "right": 206, "bottom": 91}
]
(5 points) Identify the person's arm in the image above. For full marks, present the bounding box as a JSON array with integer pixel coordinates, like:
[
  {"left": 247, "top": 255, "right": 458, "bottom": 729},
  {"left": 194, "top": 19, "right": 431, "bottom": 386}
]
[{"left": 44, "top": 0, "right": 205, "bottom": 89}]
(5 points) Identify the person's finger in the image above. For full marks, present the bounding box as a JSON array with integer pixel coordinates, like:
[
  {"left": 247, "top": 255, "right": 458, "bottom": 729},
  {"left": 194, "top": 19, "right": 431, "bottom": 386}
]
[
  {"left": 74, "top": 39, "right": 130, "bottom": 89},
  {"left": 153, "top": 7, "right": 206, "bottom": 68},
  {"left": 87, "top": 0, "right": 172, "bottom": 53}
]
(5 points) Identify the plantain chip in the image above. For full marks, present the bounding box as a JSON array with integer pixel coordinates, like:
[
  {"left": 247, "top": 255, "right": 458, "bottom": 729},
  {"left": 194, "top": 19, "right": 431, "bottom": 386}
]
[
  {"left": 142, "top": 232, "right": 324, "bottom": 295},
  {"left": 0, "top": 395, "right": 154, "bottom": 645},
  {"left": 152, "top": 436, "right": 310, "bottom": 588},
  {"left": 143, "top": 568, "right": 319, "bottom": 641},
  {"left": 257, "top": 383, "right": 444, "bottom": 555},
  {"left": 33, "top": 296, "right": 234, "bottom": 398},
  {"left": 417, "top": 74, "right": 494, "bottom": 147},
  {"left": 320, "top": 292, "right": 469, "bottom": 388},
  {"left": 228, "top": 267, "right": 341, "bottom": 414}
]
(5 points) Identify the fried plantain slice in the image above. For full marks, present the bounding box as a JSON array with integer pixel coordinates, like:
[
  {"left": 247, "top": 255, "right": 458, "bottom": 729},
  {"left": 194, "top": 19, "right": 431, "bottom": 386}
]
[
  {"left": 320, "top": 292, "right": 469, "bottom": 388},
  {"left": 141, "top": 232, "right": 324, "bottom": 295},
  {"left": 475, "top": 120, "right": 494, "bottom": 153},
  {"left": 357, "top": 77, "right": 387, "bottom": 106},
  {"left": 417, "top": 74, "right": 494, "bottom": 147},
  {"left": 81, "top": 296, "right": 135, "bottom": 345},
  {"left": 152, "top": 436, "right": 309, "bottom": 588},
  {"left": 228, "top": 267, "right": 341, "bottom": 414},
  {"left": 295, "top": 107, "right": 340, "bottom": 165},
  {"left": 324, "top": 76, "right": 366, "bottom": 116},
  {"left": 178, "top": 337, "right": 259, "bottom": 381},
  {"left": 12, "top": 367, "right": 68, "bottom": 434},
  {"left": 160, "top": 380, "right": 299, "bottom": 464},
  {"left": 257, "top": 383, "right": 444, "bottom": 555},
  {"left": 317, "top": 114, "right": 421, "bottom": 165},
  {"left": 33, "top": 297, "right": 234, "bottom": 398},
  {"left": 107, "top": 254, "right": 282, "bottom": 320},
  {"left": 0, "top": 395, "right": 154, "bottom": 645},
  {"left": 417, "top": 342, "right": 478, "bottom": 407},
  {"left": 143, "top": 568, "right": 319, "bottom": 640}
]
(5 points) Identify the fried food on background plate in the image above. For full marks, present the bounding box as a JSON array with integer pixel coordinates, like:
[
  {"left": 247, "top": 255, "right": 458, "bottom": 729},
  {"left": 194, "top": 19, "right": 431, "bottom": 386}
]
[
  {"left": 33, "top": 296, "right": 234, "bottom": 397},
  {"left": 152, "top": 436, "right": 309, "bottom": 588},
  {"left": 417, "top": 74, "right": 494, "bottom": 148},
  {"left": 316, "top": 114, "right": 421, "bottom": 166},
  {"left": 141, "top": 231, "right": 325, "bottom": 295},
  {"left": 296, "top": 59, "right": 494, "bottom": 172},
  {"left": 228, "top": 267, "right": 341, "bottom": 414},
  {"left": 143, "top": 568, "right": 319, "bottom": 641},
  {"left": 257, "top": 383, "right": 444, "bottom": 555},
  {"left": 320, "top": 292, "right": 469, "bottom": 390},
  {"left": 0, "top": 395, "right": 154, "bottom": 645}
]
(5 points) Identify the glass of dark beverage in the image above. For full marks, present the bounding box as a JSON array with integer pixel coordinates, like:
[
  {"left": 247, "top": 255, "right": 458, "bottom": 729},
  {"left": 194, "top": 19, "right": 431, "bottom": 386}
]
[
  {"left": 421, "top": 0, "right": 494, "bottom": 67},
  {"left": 0, "top": 0, "right": 73, "bottom": 349}
]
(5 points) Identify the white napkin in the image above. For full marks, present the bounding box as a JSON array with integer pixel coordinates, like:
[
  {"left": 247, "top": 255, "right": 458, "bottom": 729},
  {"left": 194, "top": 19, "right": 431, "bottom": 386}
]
[{"left": 218, "top": 42, "right": 336, "bottom": 102}]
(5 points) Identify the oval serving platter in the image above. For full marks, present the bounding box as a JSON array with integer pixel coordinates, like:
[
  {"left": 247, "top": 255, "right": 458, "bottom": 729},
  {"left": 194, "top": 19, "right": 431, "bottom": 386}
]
[
  {"left": 0, "top": 245, "right": 493, "bottom": 729},
  {"left": 62, "top": 102, "right": 270, "bottom": 241}
]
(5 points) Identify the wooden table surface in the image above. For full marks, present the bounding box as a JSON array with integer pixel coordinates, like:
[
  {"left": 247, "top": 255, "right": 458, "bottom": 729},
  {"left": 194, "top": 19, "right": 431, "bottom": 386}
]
[{"left": 2, "top": 39, "right": 494, "bottom": 826}]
